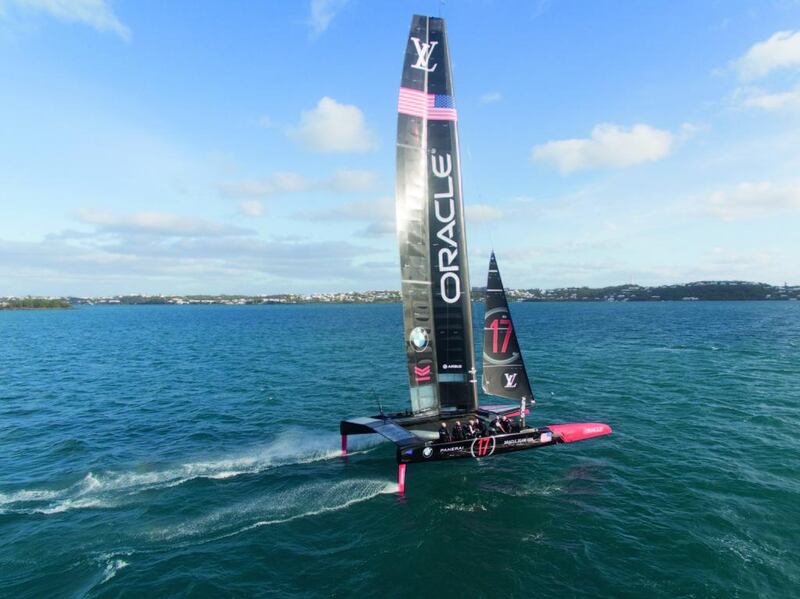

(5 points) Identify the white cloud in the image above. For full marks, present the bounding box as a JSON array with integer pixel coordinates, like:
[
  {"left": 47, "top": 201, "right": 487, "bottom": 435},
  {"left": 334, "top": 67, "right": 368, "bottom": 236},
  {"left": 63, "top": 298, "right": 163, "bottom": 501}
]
[
  {"left": 467, "top": 203, "right": 505, "bottom": 222},
  {"left": 678, "top": 122, "right": 707, "bottom": 141},
  {"left": 298, "top": 197, "right": 395, "bottom": 236},
  {"left": 289, "top": 97, "right": 377, "bottom": 153},
  {"left": 532, "top": 123, "right": 674, "bottom": 173},
  {"left": 329, "top": 169, "right": 379, "bottom": 192},
  {"left": 75, "top": 209, "right": 253, "bottom": 237},
  {"left": 239, "top": 200, "right": 265, "bottom": 217},
  {"left": 703, "top": 181, "right": 800, "bottom": 220},
  {"left": 738, "top": 84, "right": 800, "bottom": 112},
  {"left": 479, "top": 92, "right": 502, "bottom": 104},
  {"left": 361, "top": 221, "right": 395, "bottom": 238},
  {"left": 1, "top": 204, "right": 393, "bottom": 294},
  {"left": 301, "top": 197, "right": 393, "bottom": 221},
  {"left": 219, "top": 169, "right": 378, "bottom": 199},
  {"left": 308, "top": 0, "right": 348, "bottom": 37},
  {"left": 220, "top": 172, "right": 310, "bottom": 198},
  {"left": 7, "top": 0, "right": 131, "bottom": 41},
  {"left": 257, "top": 115, "right": 274, "bottom": 129},
  {"left": 733, "top": 30, "right": 800, "bottom": 81},
  {"left": 0, "top": 233, "right": 379, "bottom": 295}
]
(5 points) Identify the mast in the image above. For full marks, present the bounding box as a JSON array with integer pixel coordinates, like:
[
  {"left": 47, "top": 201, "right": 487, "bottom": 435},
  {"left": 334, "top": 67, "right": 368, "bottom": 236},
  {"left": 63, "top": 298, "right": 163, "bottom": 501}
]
[
  {"left": 481, "top": 252, "right": 535, "bottom": 406},
  {"left": 396, "top": 15, "right": 478, "bottom": 415}
]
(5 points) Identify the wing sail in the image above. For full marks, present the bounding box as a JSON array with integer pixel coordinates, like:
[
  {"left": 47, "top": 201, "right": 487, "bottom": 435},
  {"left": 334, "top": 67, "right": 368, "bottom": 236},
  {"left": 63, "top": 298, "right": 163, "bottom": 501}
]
[{"left": 396, "top": 15, "right": 478, "bottom": 415}]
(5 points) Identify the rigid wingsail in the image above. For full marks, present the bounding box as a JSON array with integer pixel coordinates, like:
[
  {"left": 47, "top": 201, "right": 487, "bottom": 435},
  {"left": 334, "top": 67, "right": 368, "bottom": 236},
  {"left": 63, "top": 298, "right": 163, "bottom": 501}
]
[{"left": 339, "top": 15, "right": 611, "bottom": 494}]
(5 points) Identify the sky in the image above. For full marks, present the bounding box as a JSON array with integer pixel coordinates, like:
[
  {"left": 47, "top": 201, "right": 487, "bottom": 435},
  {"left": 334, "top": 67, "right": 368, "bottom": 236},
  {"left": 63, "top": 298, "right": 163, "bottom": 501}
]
[{"left": 1, "top": 0, "right": 799, "bottom": 296}]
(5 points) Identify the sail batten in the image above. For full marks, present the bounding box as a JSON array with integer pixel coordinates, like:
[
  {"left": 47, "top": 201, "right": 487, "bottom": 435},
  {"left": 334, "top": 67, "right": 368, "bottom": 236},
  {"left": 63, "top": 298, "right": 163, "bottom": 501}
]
[
  {"left": 396, "top": 15, "right": 477, "bottom": 415},
  {"left": 481, "top": 252, "right": 535, "bottom": 404}
]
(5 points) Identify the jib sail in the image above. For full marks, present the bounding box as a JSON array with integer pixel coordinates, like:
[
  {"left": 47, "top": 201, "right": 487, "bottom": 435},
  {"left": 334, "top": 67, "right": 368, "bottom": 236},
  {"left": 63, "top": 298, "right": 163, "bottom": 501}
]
[
  {"left": 396, "top": 15, "right": 478, "bottom": 415},
  {"left": 481, "top": 252, "right": 534, "bottom": 404}
]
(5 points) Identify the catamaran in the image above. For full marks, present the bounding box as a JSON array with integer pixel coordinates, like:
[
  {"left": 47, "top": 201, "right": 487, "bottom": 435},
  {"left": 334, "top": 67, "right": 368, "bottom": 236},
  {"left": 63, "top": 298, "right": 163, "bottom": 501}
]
[{"left": 339, "top": 15, "right": 611, "bottom": 493}]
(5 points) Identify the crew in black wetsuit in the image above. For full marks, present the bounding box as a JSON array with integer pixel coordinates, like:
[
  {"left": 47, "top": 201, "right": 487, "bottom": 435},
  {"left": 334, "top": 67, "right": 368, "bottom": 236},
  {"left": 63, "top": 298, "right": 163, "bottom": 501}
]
[
  {"left": 474, "top": 418, "right": 486, "bottom": 437},
  {"left": 438, "top": 422, "right": 451, "bottom": 442},
  {"left": 492, "top": 417, "right": 507, "bottom": 434},
  {"left": 508, "top": 416, "right": 521, "bottom": 433},
  {"left": 464, "top": 420, "right": 477, "bottom": 438},
  {"left": 501, "top": 416, "right": 513, "bottom": 433},
  {"left": 451, "top": 421, "right": 465, "bottom": 441}
]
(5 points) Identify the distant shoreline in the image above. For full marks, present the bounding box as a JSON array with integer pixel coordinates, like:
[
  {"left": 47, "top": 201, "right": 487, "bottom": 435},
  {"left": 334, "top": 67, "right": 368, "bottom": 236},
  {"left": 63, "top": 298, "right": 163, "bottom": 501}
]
[
  {"left": 3, "top": 281, "right": 799, "bottom": 306},
  {"left": 0, "top": 306, "right": 72, "bottom": 311},
  {"left": 0, "top": 299, "right": 71, "bottom": 310}
]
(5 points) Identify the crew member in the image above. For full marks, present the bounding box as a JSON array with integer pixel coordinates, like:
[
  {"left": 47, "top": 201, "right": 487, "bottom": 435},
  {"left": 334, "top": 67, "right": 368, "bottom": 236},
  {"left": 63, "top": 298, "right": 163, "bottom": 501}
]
[
  {"left": 492, "top": 417, "right": 507, "bottom": 434},
  {"left": 451, "top": 420, "right": 465, "bottom": 441},
  {"left": 508, "top": 416, "right": 521, "bottom": 433},
  {"left": 474, "top": 417, "right": 486, "bottom": 437},
  {"left": 501, "top": 415, "right": 513, "bottom": 433},
  {"left": 438, "top": 422, "right": 451, "bottom": 442},
  {"left": 465, "top": 419, "right": 477, "bottom": 438}
]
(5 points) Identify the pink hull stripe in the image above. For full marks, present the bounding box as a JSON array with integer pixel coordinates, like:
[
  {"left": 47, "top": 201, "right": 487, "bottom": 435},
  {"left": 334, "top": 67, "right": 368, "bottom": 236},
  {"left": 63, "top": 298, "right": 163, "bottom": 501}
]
[
  {"left": 341, "top": 435, "right": 347, "bottom": 457},
  {"left": 547, "top": 422, "right": 612, "bottom": 443}
]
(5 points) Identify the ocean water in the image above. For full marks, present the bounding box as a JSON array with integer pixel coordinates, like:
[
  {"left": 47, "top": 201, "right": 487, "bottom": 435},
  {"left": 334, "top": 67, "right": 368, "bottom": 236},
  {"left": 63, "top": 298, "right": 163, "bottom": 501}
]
[{"left": 1, "top": 302, "right": 798, "bottom": 598}]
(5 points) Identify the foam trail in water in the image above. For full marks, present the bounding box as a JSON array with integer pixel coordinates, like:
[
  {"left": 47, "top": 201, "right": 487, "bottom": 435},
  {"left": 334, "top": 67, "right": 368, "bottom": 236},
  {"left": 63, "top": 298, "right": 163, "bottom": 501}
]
[
  {"left": 0, "top": 488, "right": 65, "bottom": 504},
  {"left": 77, "top": 553, "right": 133, "bottom": 596},
  {"left": 0, "top": 474, "right": 103, "bottom": 513},
  {"left": 0, "top": 428, "right": 384, "bottom": 515},
  {"left": 99, "top": 559, "right": 129, "bottom": 585},
  {"left": 153, "top": 478, "right": 396, "bottom": 542}
]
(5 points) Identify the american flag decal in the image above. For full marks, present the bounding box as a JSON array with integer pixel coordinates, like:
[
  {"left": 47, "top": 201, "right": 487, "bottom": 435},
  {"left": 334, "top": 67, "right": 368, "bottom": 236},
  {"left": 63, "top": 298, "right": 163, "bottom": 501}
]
[{"left": 398, "top": 87, "right": 457, "bottom": 121}]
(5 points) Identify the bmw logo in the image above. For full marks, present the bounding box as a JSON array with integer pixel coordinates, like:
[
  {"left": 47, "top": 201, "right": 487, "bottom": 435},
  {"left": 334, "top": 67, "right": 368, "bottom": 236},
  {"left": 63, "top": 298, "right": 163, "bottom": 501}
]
[
  {"left": 422, "top": 447, "right": 433, "bottom": 458},
  {"left": 409, "top": 327, "right": 429, "bottom": 352}
]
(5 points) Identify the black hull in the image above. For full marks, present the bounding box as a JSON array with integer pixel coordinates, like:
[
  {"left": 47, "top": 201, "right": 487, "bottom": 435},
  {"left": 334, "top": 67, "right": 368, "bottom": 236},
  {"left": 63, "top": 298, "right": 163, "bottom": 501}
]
[{"left": 397, "top": 428, "right": 558, "bottom": 464}]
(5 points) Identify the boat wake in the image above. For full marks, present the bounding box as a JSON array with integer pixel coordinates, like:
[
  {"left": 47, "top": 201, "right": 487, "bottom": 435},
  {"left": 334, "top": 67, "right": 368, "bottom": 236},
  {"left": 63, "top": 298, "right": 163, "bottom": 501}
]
[
  {"left": 99, "top": 557, "right": 129, "bottom": 585},
  {"left": 443, "top": 500, "right": 488, "bottom": 513},
  {"left": 489, "top": 482, "right": 565, "bottom": 498},
  {"left": 0, "top": 429, "right": 381, "bottom": 515},
  {"left": 0, "top": 475, "right": 112, "bottom": 515},
  {"left": 151, "top": 478, "right": 396, "bottom": 543}
]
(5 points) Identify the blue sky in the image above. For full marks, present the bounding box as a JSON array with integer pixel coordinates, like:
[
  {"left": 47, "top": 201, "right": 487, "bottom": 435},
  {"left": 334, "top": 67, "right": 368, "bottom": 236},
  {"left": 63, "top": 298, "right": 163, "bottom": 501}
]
[{"left": 1, "top": 0, "right": 799, "bottom": 296}]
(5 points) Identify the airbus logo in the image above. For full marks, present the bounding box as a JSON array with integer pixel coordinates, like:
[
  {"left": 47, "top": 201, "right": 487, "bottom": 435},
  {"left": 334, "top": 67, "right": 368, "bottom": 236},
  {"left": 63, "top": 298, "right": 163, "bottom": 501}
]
[{"left": 410, "top": 37, "right": 438, "bottom": 72}]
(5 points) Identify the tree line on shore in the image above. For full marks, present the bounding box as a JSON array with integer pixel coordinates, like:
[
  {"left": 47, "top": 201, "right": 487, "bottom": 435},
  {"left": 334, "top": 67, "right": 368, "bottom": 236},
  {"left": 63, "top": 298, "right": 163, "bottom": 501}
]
[{"left": 2, "top": 281, "right": 799, "bottom": 309}]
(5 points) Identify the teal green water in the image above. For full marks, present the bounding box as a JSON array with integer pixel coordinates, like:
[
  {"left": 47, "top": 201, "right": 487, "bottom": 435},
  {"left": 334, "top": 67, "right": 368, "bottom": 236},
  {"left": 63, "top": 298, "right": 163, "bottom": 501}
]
[{"left": 1, "top": 302, "right": 798, "bottom": 597}]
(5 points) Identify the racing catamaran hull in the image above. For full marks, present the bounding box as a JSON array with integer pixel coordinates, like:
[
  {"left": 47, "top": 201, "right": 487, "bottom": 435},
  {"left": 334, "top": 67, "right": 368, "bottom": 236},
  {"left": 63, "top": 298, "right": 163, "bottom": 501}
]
[
  {"left": 340, "top": 415, "right": 612, "bottom": 463},
  {"left": 397, "top": 422, "right": 612, "bottom": 463}
]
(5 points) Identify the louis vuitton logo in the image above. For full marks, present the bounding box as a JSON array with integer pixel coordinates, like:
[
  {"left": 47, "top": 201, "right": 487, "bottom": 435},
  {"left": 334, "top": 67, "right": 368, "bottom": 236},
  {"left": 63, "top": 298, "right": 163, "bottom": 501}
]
[{"left": 410, "top": 37, "right": 438, "bottom": 72}]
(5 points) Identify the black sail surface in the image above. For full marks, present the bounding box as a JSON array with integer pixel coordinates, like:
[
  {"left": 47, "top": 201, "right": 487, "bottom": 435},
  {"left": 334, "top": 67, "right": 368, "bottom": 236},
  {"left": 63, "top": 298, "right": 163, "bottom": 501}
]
[
  {"left": 396, "top": 15, "right": 478, "bottom": 414},
  {"left": 482, "top": 252, "right": 534, "bottom": 403}
]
